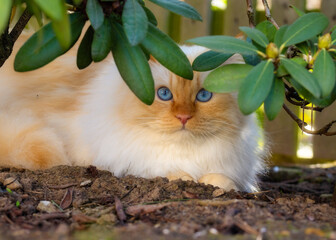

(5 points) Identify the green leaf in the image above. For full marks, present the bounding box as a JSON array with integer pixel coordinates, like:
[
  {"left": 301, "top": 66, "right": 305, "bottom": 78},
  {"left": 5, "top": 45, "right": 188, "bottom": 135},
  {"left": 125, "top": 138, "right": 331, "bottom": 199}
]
[
  {"left": 242, "top": 53, "right": 261, "bottom": 66},
  {"left": 122, "top": 0, "right": 148, "bottom": 45},
  {"left": 313, "top": 49, "right": 336, "bottom": 98},
  {"left": 283, "top": 12, "right": 329, "bottom": 47},
  {"left": 192, "top": 51, "right": 233, "bottom": 72},
  {"left": 111, "top": 21, "right": 154, "bottom": 105},
  {"left": 274, "top": 25, "right": 288, "bottom": 48},
  {"left": 277, "top": 63, "right": 288, "bottom": 77},
  {"left": 331, "top": 28, "right": 336, "bottom": 41},
  {"left": 148, "top": 0, "right": 202, "bottom": 21},
  {"left": 73, "top": 0, "right": 83, "bottom": 5},
  {"left": 281, "top": 58, "right": 321, "bottom": 98},
  {"left": 289, "top": 77, "right": 336, "bottom": 107},
  {"left": 256, "top": 21, "right": 277, "bottom": 42},
  {"left": 51, "top": 7, "right": 71, "bottom": 50},
  {"left": 239, "top": 26, "right": 269, "bottom": 48},
  {"left": 290, "top": 5, "right": 305, "bottom": 17},
  {"left": 14, "top": 13, "right": 86, "bottom": 72},
  {"left": 141, "top": 23, "right": 193, "bottom": 79},
  {"left": 86, "top": 0, "right": 104, "bottom": 30},
  {"left": 26, "top": 0, "right": 43, "bottom": 26},
  {"left": 296, "top": 41, "right": 310, "bottom": 55},
  {"left": 144, "top": 7, "right": 157, "bottom": 26},
  {"left": 187, "top": 36, "right": 258, "bottom": 55},
  {"left": 92, "top": 18, "right": 112, "bottom": 62},
  {"left": 0, "top": 0, "right": 12, "bottom": 34},
  {"left": 34, "top": 0, "right": 64, "bottom": 21},
  {"left": 77, "top": 26, "right": 94, "bottom": 69},
  {"left": 204, "top": 64, "right": 253, "bottom": 93},
  {"left": 264, "top": 78, "right": 285, "bottom": 120},
  {"left": 140, "top": 45, "right": 150, "bottom": 60},
  {"left": 238, "top": 60, "right": 274, "bottom": 115}
]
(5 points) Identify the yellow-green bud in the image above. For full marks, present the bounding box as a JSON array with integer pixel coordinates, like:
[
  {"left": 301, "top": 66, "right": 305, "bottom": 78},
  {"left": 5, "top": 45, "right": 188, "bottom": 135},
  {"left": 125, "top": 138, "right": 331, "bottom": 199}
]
[
  {"left": 266, "top": 43, "right": 279, "bottom": 59},
  {"left": 318, "top": 33, "right": 332, "bottom": 49}
]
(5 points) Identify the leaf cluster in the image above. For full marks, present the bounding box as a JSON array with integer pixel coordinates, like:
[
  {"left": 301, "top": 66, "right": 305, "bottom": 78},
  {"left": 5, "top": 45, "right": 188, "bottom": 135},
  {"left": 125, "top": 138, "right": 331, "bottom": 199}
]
[
  {"left": 188, "top": 12, "right": 336, "bottom": 120},
  {"left": 4, "top": 0, "right": 203, "bottom": 105}
]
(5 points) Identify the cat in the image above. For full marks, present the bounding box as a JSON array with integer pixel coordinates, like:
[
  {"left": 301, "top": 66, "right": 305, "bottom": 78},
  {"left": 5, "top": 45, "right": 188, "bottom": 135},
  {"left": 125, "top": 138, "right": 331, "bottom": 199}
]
[{"left": 0, "top": 34, "right": 266, "bottom": 192}]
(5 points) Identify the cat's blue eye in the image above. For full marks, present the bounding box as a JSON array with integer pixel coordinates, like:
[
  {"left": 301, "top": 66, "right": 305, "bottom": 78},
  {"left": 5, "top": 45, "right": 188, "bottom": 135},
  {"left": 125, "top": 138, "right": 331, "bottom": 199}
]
[
  {"left": 157, "top": 87, "right": 173, "bottom": 101},
  {"left": 196, "top": 89, "right": 212, "bottom": 102}
]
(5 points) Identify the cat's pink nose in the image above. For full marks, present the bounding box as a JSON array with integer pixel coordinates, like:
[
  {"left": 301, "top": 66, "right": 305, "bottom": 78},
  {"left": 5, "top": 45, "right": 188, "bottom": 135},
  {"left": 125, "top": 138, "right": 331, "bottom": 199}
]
[{"left": 176, "top": 114, "right": 192, "bottom": 125}]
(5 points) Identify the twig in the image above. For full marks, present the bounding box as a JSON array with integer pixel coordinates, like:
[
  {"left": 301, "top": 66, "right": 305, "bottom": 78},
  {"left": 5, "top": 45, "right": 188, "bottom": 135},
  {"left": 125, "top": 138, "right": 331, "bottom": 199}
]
[
  {"left": 3, "top": 214, "right": 14, "bottom": 224},
  {"left": 235, "top": 220, "right": 259, "bottom": 235},
  {"left": 121, "top": 185, "right": 137, "bottom": 200},
  {"left": 246, "top": 0, "right": 255, "bottom": 28},
  {"left": 38, "top": 213, "right": 69, "bottom": 221},
  {"left": 9, "top": 9, "right": 32, "bottom": 43},
  {"left": 0, "top": 8, "right": 32, "bottom": 67},
  {"left": 285, "top": 92, "right": 324, "bottom": 112},
  {"left": 47, "top": 183, "right": 77, "bottom": 189},
  {"left": 283, "top": 104, "right": 336, "bottom": 136},
  {"left": 114, "top": 196, "right": 127, "bottom": 224},
  {"left": 261, "top": 0, "right": 279, "bottom": 29}
]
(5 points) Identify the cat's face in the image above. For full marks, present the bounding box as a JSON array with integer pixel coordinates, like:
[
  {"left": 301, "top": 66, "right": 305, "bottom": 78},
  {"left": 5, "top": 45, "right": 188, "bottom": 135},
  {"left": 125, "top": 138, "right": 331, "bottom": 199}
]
[{"left": 118, "top": 46, "right": 245, "bottom": 140}]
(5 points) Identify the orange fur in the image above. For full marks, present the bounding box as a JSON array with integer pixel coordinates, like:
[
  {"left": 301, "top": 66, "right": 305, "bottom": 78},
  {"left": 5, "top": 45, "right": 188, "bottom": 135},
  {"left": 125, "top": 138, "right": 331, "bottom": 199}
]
[{"left": 0, "top": 35, "right": 266, "bottom": 191}]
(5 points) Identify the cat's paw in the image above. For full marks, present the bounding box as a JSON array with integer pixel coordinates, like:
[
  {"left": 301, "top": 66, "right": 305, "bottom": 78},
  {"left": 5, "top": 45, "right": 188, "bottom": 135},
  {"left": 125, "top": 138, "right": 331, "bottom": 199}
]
[
  {"left": 198, "top": 173, "right": 238, "bottom": 191},
  {"left": 167, "top": 171, "right": 194, "bottom": 182}
]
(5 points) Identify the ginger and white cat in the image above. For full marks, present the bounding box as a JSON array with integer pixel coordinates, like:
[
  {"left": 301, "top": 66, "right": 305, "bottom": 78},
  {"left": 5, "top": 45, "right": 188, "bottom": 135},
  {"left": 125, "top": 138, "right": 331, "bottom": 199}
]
[{"left": 0, "top": 35, "right": 266, "bottom": 192}]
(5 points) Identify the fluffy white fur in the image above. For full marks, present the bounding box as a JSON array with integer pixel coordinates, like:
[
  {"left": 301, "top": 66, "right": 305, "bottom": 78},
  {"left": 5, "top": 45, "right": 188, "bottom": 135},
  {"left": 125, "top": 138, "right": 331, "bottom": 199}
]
[{"left": 0, "top": 42, "right": 266, "bottom": 192}]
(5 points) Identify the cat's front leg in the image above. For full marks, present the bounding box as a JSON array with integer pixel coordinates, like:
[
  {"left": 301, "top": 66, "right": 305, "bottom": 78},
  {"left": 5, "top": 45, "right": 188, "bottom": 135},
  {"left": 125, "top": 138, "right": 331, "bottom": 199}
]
[
  {"left": 198, "top": 173, "right": 238, "bottom": 191},
  {"left": 166, "top": 171, "right": 194, "bottom": 182}
]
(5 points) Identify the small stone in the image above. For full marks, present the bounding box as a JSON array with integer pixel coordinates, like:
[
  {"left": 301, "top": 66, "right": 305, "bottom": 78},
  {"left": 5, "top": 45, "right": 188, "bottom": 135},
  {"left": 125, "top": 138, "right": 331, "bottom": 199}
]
[
  {"left": 4, "top": 177, "right": 22, "bottom": 190},
  {"left": 209, "top": 228, "right": 218, "bottom": 235},
  {"left": 212, "top": 188, "right": 225, "bottom": 198},
  {"left": 0, "top": 173, "right": 9, "bottom": 184},
  {"left": 96, "top": 213, "right": 117, "bottom": 224},
  {"left": 162, "top": 229, "right": 170, "bottom": 235},
  {"left": 193, "top": 229, "right": 207, "bottom": 238},
  {"left": 80, "top": 180, "right": 92, "bottom": 187},
  {"left": 36, "top": 201, "right": 59, "bottom": 213}
]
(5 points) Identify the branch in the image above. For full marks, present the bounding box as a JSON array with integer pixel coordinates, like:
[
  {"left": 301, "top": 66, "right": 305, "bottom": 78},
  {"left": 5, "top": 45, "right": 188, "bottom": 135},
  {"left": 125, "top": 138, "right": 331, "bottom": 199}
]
[
  {"left": 0, "top": 8, "right": 32, "bottom": 68},
  {"left": 283, "top": 104, "right": 336, "bottom": 136},
  {"left": 285, "top": 91, "right": 324, "bottom": 112},
  {"left": 245, "top": 0, "right": 256, "bottom": 28},
  {"left": 261, "top": 0, "right": 279, "bottom": 29}
]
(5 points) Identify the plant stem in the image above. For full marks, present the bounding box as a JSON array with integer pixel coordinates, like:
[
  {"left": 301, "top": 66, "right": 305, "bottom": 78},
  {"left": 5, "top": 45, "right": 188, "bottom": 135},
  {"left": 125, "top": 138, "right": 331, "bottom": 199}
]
[
  {"left": 283, "top": 104, "right": 336, "bottom": 136},
  {"left": 0, "top": 8, "right": 32, "bottom": 68},
  {"left": 261, "top": 0, "right": 279, "bottom": 29},
  {"left": 246, "top": 0, "right": 255, "bottom": 28}
]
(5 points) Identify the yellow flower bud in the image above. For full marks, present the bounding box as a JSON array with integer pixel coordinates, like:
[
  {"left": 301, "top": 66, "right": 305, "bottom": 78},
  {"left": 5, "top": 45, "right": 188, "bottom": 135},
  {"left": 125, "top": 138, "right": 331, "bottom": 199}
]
[
  {"left": 318, "top": 33, "right": 332, "bottom": 49},
  {"left": 266, "top": 42, "right": 279, "bottom": 59}
]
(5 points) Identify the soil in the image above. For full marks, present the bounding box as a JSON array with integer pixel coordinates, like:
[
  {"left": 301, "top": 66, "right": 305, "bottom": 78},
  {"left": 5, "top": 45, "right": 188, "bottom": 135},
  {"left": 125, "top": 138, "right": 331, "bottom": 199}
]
[{"left": 0, "top": 164, "right": 335, "bottom": 240}]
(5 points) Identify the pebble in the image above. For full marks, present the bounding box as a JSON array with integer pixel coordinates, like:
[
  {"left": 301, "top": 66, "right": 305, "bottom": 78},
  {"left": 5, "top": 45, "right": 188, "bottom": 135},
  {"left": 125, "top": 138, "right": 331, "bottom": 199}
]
[
  {"left": 36, "top": 201, "right": 59, "bottom": 213},
  {"left": 212, "top": 188, "right": 225, "bottom": 198},
  {"left": 209, "top": 228, "right": 218, "bottom": 235},
  {"left": 80, "top": 180, "right": 92, "bottom": 187},
  {"left": 0, "top": 173, "right": 8, "bottom": 184},
  {"left": 4, "top": 177, "right": 22, "bottom": 190}
]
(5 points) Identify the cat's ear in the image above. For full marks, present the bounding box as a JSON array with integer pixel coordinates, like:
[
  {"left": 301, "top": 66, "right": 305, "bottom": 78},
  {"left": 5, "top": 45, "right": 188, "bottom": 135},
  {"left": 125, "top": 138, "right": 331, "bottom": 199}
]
[
  {"left": 149, "top": 55, "right": 158, "bottom": 63},
  {"left": 220, "top": 54, "right": 245, "bottom": 66}
]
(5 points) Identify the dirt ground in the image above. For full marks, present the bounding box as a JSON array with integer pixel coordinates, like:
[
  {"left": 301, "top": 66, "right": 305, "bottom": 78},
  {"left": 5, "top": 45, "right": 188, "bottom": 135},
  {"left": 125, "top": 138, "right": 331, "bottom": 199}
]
[{"left": 0, "top": 164, "right": 335, "bottom": 240}]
